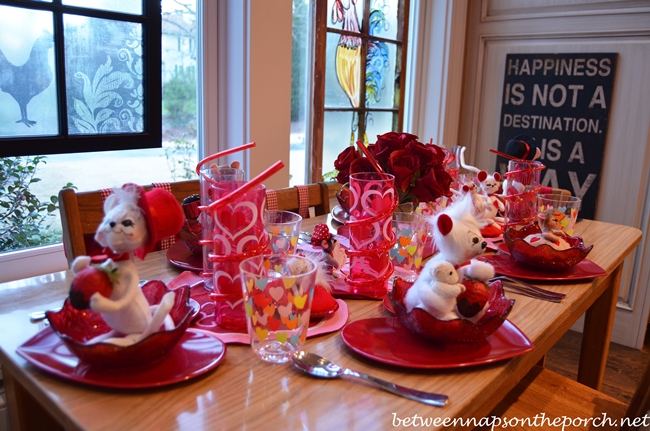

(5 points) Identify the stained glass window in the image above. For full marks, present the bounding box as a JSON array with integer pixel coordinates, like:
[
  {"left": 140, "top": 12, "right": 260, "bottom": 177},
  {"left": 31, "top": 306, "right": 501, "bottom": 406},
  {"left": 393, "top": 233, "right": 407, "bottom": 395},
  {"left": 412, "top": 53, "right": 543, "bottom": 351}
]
[
  {"left": 312, "top": 0, "right": 409, "bottom": 182},
  {"left": 0, "top": 0, "right": 161, "bottom": 157}
]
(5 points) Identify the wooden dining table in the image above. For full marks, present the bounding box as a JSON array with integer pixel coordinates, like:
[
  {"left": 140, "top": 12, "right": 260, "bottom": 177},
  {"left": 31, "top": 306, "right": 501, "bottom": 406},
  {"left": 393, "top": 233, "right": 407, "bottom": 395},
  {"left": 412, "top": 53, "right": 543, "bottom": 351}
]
[{"left": 0, "top": 215, "right": 642, "bottom": 431}]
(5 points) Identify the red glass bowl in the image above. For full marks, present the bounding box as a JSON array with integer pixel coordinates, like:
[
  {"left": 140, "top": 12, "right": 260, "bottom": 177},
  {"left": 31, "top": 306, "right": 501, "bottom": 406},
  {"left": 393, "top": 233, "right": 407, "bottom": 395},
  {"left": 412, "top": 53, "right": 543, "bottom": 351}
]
[
  {"left": 504, "top": 224, "right": 593, "bottom": 272},
  {"left": 387, "top": 278, "right": 514, "bottom": 344},
  {"left": 46, "top": 280, "right": 192, "bottom": 368}
]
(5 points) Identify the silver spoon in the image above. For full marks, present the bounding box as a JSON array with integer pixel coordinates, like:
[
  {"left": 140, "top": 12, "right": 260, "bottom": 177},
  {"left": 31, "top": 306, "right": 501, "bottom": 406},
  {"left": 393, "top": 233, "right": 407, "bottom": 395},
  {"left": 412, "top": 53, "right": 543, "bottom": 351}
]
[{"left": 292, "top": 351, "right": 448, "bottom": 407}]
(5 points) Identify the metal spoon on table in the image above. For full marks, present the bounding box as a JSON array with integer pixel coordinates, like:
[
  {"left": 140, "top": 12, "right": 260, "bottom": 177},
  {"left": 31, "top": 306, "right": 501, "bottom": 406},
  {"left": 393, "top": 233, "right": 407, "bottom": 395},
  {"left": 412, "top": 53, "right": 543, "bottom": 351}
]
[{"left": 292, "top": 351, "right": 448, "bottom": 407}]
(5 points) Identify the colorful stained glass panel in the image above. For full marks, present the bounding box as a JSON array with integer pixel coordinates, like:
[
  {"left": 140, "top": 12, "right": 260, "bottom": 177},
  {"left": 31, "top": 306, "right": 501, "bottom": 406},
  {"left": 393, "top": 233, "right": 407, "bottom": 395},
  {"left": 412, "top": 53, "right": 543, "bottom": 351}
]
[
  {"left": 327, "top": 0, "right": 364, "bottom": 32},
  {"left": 323, "top": 110, "right": 356, "bottom": 172},
  {"left": 365, "top": 111, "right": 396, "bottom": 143},
  {"left": 369, "top": 0, "right": 399, "bottom": 41},
  {"left": 365, "top": 41, "right": 397, "bottom": 109},
  {"left": 325, "top": 32, "right": 360, "bottom": 108}
]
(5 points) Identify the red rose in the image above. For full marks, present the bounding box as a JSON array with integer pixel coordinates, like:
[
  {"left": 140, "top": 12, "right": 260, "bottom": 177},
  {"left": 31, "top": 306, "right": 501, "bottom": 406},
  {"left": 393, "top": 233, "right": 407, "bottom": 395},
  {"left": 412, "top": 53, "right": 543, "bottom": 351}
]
[
  {"left": 374, "top": 132, "right": 414, "bottom": 166},
  {"left": 334, "top": 146, "right": 359, "bottom": 184},
  {"left": 349, "top": 157, "right": 377, "bottom": 175},
  {"left": 387, "top": 149, "right": 419, "bottom": 192},
  {"left": 411, "top": 167, "right": 453, "bottom": 203},
  {"left": 407, "top": 141, "right": 446, "bottom": 171}
]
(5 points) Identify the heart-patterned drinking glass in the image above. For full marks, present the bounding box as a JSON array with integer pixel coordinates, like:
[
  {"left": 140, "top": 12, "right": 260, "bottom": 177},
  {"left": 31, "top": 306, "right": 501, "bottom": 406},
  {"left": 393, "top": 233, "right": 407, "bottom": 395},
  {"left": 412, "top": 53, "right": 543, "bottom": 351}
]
[
  {"left": 263, "top": 210, "right": 302, "bottom": 255},
  {"left": 240, "top": 254, "right": 317, "bottom": 364},
  {"left": 199, "top": 167, "right": 245, "bottom": 291},
  {"left": 389, "top": 212, "right": 426, "bottom": 282},
  {"left": 502, "top": 159, "right": 545, "bottom": 227},
  {"left": 345, "top": 172, "right": 397, "bottom": 298},
  {"left": 206, "top": 182, "right": 268, "bottom": 331},
  {"left": 537, "top": 194, "right": 581, "bottom": 236}
]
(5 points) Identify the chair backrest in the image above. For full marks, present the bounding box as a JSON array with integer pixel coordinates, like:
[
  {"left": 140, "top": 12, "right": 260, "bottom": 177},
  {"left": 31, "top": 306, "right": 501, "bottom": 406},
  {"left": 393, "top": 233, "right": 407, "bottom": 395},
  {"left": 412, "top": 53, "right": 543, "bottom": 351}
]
[
  {"left": 266, "top": 183, "right": 331, "bottom": 219},
  {"left": 59, "top": 180, "right": 199, "bottom": 267}
]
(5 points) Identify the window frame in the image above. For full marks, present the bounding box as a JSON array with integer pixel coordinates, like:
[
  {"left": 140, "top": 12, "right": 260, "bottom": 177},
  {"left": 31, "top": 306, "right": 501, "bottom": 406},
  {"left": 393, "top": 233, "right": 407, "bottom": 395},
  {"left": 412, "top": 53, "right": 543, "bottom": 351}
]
[
  {"left": 0, "top": 0, "right": 162, "bottom": 158},
  {"left": 310, "top": 0, "right": 411, "bottom": 183}
]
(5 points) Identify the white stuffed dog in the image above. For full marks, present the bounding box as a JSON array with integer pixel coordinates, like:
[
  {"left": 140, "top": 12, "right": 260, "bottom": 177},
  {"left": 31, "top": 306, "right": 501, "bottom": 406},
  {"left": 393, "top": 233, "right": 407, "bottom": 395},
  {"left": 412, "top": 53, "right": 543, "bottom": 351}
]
[{"left": 71, "top": 184, "right": 183, "bottom": 346}]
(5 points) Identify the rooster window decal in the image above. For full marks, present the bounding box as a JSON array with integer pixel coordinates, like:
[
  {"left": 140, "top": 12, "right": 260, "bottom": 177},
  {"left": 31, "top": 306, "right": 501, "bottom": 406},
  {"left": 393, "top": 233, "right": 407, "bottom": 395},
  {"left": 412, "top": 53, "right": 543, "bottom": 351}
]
[{"left": 0, "top": 1, "right": 161, "bottom": 158}]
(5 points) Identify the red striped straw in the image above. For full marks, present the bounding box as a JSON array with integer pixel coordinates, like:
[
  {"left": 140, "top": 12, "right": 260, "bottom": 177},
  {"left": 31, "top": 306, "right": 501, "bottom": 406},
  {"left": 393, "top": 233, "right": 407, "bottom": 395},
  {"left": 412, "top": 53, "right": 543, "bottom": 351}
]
[{"left": 355, "top": 140, "right": 384, "bottom": 173}]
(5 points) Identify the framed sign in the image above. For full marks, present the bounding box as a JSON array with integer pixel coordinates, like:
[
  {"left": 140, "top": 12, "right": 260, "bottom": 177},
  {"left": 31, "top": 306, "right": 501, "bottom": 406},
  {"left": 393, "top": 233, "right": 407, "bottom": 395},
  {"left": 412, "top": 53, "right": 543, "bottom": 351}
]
[{"left": 495, "top": 53, "right": 617, "bottom": 220}]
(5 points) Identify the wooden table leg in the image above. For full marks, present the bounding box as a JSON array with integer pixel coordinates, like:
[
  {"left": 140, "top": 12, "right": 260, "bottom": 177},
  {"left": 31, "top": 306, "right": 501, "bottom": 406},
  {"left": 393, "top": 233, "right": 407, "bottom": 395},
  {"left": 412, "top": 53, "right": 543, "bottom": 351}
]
[
  {"left": 4, "top": 367, "right": 63, "bottom": 431},
  {"left": 578, "top": 265, "right": 622, "bottom": 390}
]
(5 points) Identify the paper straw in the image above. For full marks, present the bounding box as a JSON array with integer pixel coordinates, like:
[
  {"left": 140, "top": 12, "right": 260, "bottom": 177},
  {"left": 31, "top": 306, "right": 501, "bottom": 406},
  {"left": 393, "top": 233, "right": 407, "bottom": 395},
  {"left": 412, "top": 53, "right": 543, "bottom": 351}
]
[
  {"left": 203, "top": 160, "right": 285, "bottom": 212},
  {"left": 355, "top": 140, "right": 384, "bottom": 173},
  {"left": 195, "top": 142, "right": 256, "bottom": 176}
]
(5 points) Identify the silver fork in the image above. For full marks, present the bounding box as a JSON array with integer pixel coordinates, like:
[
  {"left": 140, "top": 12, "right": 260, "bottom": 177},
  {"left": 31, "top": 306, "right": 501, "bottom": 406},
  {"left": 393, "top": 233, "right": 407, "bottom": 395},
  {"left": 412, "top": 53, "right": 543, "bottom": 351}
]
[{"left": 491, "top": 275, "right": 566, "bottom": 303}]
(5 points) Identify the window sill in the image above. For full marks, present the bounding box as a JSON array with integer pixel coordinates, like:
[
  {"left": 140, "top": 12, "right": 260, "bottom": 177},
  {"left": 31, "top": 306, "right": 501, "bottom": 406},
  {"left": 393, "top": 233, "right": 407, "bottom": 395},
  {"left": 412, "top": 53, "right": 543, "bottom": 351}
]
[{"left": 0, "top": 243, "right": 68, "bottom": 284}]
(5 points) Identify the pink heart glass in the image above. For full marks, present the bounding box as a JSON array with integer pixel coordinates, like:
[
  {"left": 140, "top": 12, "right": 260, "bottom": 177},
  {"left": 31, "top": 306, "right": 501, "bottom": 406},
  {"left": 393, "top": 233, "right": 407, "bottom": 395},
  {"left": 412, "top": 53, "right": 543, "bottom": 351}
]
[
  {"left": 199, "top": 167, "right": 245, "bottom": 291},
  {"left": 204, "top": 181, "right": 268, "bottom": 331},
  {"left": 503, "top": 160, "right": 545, "bottom": 227},
  {"left": 346, "top": 172, "right": 397, "bottom": 298}
]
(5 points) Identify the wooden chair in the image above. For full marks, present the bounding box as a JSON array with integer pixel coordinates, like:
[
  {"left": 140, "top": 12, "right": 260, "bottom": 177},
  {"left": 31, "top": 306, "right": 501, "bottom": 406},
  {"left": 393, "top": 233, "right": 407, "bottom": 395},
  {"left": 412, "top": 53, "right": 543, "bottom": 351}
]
[
  {"left": 266, "top": 182, "right": 331, "bottom": 218},
  {"left": 59, "top": 180, "right": 199, "bottom": 267},
  {"left": 481, "top": 360, "right": 650, "bottom": 430}
]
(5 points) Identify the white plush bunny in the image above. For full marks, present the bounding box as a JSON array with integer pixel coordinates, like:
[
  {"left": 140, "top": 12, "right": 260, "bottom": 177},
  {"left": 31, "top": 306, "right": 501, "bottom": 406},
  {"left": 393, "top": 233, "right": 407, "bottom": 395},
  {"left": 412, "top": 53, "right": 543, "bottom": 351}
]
[{"left": 412, "top": 261, "right": 466, "bottom": 320}]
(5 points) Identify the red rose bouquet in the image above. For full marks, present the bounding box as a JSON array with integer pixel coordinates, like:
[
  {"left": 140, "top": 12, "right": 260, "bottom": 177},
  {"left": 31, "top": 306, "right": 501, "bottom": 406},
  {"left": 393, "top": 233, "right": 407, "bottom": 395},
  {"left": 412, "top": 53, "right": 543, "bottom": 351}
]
[{"left": 334, "top": 132, "right": 454, "bottom": 207}]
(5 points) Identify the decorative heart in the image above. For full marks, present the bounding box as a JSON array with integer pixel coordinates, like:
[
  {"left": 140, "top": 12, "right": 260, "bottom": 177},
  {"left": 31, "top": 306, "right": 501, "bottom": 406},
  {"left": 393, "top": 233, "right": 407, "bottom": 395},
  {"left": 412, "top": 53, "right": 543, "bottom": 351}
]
[
  {"left": 276, "top": 332, "right": 288, "bottom": 343},
  {"left": 214, "top": 270, "right": 241, "bottom": 295},
  {"left": 282, "top": 314, "right": 299, "bottom": 330},
  {"left": 269, "top": 286, "right": 285, "bottom": 302},
  {"left": 282, "top": 277, "right": 295, "bottom": 289},
  {"left": 293, "top": 294, "right": 308, "bottom": 309},
  {"left": 399, "top": 236, "right": 411, "bottom": 247},
  {"left": 277, "top": 303, "right": 292, "bottom": 318},
  {"left": 274, "top": 237, "right": 288, "bottom": 251},
  {"left": 263, "top": 259, "right": 271, "bottom": 270},
  {"left": 415, "top": 257, "right": 422, "bottom": 269},
  {"left": 407, "top": 245, "right": 417, "bottom": 256},
  {"left": 214, "top": 202, "right": 258, "bottom": 240},
  {"left": 245, "top": 301, "right": 253, "bottom": 317},
  {"left": 253, "top": 293, "right": 272, "bottom": 309},
  {"left": 254, "top": 311, "right": 268, "bottom": 325},
  {"left": 256, "top": 278, "right": 268, "bottom": 291},
  {"left": 389, "top": 248, "right": 399, "bottom": 259},
  {"left": 396, "top": 254, "right": 405, "bottom": 264},
  {"left": 361, "top": 188, "right": 395, "bottom": 216},
  {"left": 274, "top": 264, "right": 283, "bottom": 273},
  {"left": 290, "top": 236, "right": 298, "bottom": 247},
  {"left": 246, "top": 279, "right": 255, "bottom": 293},
  {"left": 269, "top": 225, "right": 281, "bottom": 236},
  {"left": 290, "top": 332, "right": 301, "bottom": 345},
  {"left": 267, "top": 316, "right": 281, "bottom": 331},
  {"left": 263, "top": 304, "right": 277, "bottom": 317},
  {"left": 255, "top": 327, "right": 268, "bottom": 341}
]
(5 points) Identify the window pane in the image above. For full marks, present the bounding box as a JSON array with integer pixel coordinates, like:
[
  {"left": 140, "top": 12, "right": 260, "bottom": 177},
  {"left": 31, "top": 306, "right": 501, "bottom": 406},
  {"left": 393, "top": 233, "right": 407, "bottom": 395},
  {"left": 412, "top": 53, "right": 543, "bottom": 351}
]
[
  {"left": 369, "top": 0, "right": 399, "bottom": 41},
  {"left": 0, "top": 6, "right": 58, "bottom": 137},
  {"left": 325, "top": 32, "right": 359, "bottom": 108},
  {"left": 366, "top": 40, "right": 396, "bottom": 108},
  {"left": 327, "top": 0, "right": 364, "bottom": 32},
  {"left": 323, "top": 110, "right": 355, "bottom": 175},
  {"left": 64, "top": 15, "right": 144, "bottom": 135},
  {"left": 63, "top": 0, "right": 142, "bottom": 15},
  {"left": 365, "top": 110, "right": 396, "bottom": 143}
]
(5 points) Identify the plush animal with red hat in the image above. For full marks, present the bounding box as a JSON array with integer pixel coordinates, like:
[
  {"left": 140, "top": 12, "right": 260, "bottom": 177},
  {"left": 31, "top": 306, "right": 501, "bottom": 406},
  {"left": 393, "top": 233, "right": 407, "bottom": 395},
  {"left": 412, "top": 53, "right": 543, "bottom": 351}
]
[
  {"left": 69, "top": 183, "right": 184, "bottom": 345},
  {"left": 404, "top": 194, "right": 494, "bottom": 321}
]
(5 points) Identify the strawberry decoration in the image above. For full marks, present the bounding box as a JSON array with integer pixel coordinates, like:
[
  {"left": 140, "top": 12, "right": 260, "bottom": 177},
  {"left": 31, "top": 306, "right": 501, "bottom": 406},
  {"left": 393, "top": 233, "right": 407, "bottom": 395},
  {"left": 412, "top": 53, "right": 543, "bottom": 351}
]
[
  {"left": 69, "top": 265, "right": 117, "bottom": 310},
  {"left": 311, "top": 224, "right": 332, "bottom": 247},
  {"left": 456, "top": 277, "right": 490, "bottom": 318}
]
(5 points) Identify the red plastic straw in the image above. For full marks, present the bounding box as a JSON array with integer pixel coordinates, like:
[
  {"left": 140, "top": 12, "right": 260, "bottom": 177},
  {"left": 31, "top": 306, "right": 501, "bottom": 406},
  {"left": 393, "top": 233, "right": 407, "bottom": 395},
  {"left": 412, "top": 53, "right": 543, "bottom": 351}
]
[
  {"left": 203, "top": 160, "right": 284, "bottom": 212},
  {"left": 195, "top": 142, "right": 257, "bottom": 176},
  {"left": 489, "top": 148, "right": 519, "bottom": 161},
  {"left": 355, "top": 140, "right": 384, "bottom": 173}
]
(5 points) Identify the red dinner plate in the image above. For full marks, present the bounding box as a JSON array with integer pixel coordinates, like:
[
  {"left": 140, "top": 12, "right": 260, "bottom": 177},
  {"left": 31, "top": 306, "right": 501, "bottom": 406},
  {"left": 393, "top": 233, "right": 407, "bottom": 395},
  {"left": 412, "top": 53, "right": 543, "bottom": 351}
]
[
  {"left": 481, "top": 253, "right": 607, "bottom": 281},
  {"left": 17, "top": 328, "right": 226, "bottom": 389},
  {"left": 340, "top": 317, "right": 533, "bottom": 369},
  {"left": 166, "top": 240, "right": 203, "bottom": 272}
]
